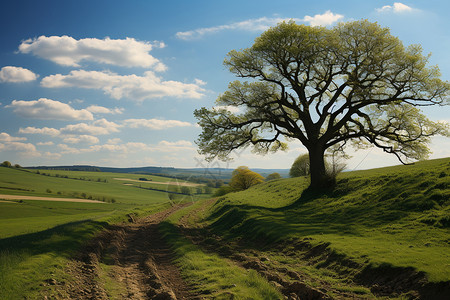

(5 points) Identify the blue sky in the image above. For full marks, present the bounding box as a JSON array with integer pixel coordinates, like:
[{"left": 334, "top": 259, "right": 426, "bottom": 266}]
[{"left": 0, "top": 0, "right": 449, "bottom": 170}]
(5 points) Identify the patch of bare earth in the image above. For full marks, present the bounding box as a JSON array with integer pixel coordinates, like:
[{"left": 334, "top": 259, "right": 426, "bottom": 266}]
[{"left": 56, "top": 204, "right": 197, "bottom": 299}]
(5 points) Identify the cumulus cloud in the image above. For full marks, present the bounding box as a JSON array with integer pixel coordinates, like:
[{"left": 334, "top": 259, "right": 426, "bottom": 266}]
[
  {"left": 63, "top": 135, "right": 99, "bottom": 144},
  {"left": 55, "top": 139, "right": 195, "bottom": 156},
  {"left": 19, "top": 36, "right": 167, "bottom": 70},
  {"left": 123, "top": 118, "right": 193, "bottom": 130},
  {"left": 0, "top": 142, "right": 40, "bottom": 157},
  {"left": 107, "top": 138, "right": 122, "bottom": 144},
  {"left": 7, "top": 98, "right": 93, "bottom": 120},
  {"left": 377, "top": 2, "right": 414, "bottom": 13},
  {"left": 60, "top": 118, "right": 121, "bottom": 135},
  {"left": 0, "top": 66, "right": 38, "bottom": 82},
  {"left": 37, "top": 141, "right": 54, "bottom": 146},
  {"left": 41, "top": 70, "right": 206, "bottom": 101},
  {"left": 303, "top": 10, "right": 344, "bottom": 26},
  {"left": 176, "top": 12, "right": 343, "bottom": 40},
  {"left": 86, "top": 105, "right": 124, "bottom": 114},
  {"left": 19, "top": 126, "right": 61, "bottom": 136},
  {"left": 0, "top": 132, "right": 27, "bottom": 142}
]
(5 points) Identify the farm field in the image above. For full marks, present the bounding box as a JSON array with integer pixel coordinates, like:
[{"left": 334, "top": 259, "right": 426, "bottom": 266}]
[{"left": 0, "top": 167, "right": 210, "bottom": 299}]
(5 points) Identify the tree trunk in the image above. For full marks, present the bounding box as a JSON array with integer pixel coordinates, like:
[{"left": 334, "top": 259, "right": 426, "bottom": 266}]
[{"left": 308, "top": 145, "right": 331, "bottom": 190}]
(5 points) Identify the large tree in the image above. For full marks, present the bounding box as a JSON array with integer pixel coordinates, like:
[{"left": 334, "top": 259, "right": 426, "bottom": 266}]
[{"left": 195, "top": 21, "right": 449, "bottom": 189}]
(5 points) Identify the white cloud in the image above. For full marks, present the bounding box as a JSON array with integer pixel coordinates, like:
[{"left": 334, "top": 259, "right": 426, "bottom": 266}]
[
  {"left": 41, "top": 70, "right": 206, "bottom": 101},
  {"left": 0, "top": 142, "right": 40, "bottom": 157},
  {"left": 54, "top": 139, "right": 195, "bottom": 157},
  {"left": 107, "top": 138, "right": 121, "bottom": 144},
  {"left": 176, "top": 12, "right": 343, "bottom": 40},
  {"left": 7, "top": 98, "right": 93, "bottom": 120},
  {"left": 303, "top": 10, "right": 344, "bottom": 26},
  {"left": 19, "top": 36, "right": 167, "bottom": 70},
  {"left": 158, "top": 140, "right": 192, "bottom": 147},
  {"left": 176, "top": 17, "right": 297, "bottom": 40},
  {"left": 19, "top": 126, "right": 61, "bottom": 136},
  {"left": 60, "top": 118, "right": 121, "bottom": 135},
  {"left": 123, "top": 118, "right": 193, "bottom": 130},
  {"left": 0, "top": 132, "right": 27, "bottom": 142},
  {"left": 0, "top": 66, "right": 38, "bottom": 82},
  {"left": 86, "top": 105, "right": 124, "bottom": 114},
  {"left": 63, "top": 135, "right": 99, "bottom": 144},
  {"left": 377, "top": 2, "right": 414, "bottom": 13},
  {"left": 37, "top": 141, "right": 54, "bottom": 146},
  {"left": 57, "top": 144, "right": 82, "bottom": 154}
]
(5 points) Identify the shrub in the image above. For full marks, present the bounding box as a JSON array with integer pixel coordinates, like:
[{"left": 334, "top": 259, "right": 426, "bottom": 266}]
[
  {"left": 229, "top": 166, "right": 264, "bottom": 191},
  {"left": 214, "top": 186, "right": 234, "bottom": 197}
]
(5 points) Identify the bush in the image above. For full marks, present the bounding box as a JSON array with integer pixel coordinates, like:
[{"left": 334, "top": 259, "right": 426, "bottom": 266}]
[
  {"left": 229, "top": 166, "right": 264, "bottom": 191},
  {"left": 181, "top": 186, "right": 192, "bottom": 195},
  {"left": 266, "top": 172, "right": 281, "bottom": 181},
  {"left": 290, "top": 154, "right": 310, "bottom": 177},
  {"left": 214, "top": 186, "right": 234, "bottom": 197},
  {"left": 1, "top": 161, "right": 12, "bottom": 168}
]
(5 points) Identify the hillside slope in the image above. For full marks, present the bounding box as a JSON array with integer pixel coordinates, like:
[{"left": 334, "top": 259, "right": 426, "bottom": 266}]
[{"left": 188, "top": 158, "right": 450, "bottom": 299}]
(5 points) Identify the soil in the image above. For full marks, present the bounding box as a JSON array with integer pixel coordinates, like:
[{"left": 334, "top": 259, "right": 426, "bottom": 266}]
[
  {"left": 0, "top": 194, "right": 105, "bottom": 203},
  {"left": 54, "top": 204, "right": 198, "bottom": 299}
]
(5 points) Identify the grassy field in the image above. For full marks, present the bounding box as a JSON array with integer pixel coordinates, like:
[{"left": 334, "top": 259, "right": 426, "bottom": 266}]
[
  {"left": 182, "top": 158, "right": 450, "bottom": 297},
  {"left": 0, "top": 167, "right": 211, "bottom": 299},
  {"left": 1, "top": 158, "right": 449, "bottom": 298},
  {"left": 160, "top": 201, "right": 283, "bottom": 299}
]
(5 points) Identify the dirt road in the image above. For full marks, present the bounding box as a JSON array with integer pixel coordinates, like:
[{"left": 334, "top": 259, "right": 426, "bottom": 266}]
[{"left": 59, "top": 204, "right": 196, "bottom": 299}]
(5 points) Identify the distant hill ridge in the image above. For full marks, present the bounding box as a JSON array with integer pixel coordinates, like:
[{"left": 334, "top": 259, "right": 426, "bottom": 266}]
[{"left": 24, "top": 165, "right": 290, "bottom": 179}]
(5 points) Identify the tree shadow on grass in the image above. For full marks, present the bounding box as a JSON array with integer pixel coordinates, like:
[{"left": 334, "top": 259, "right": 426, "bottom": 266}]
[
  {"left": 0, "top": 219, "right": 110, "bottom": 258},
  {"left": 205, "top": 181, "right": 415, "bottom": 246}
]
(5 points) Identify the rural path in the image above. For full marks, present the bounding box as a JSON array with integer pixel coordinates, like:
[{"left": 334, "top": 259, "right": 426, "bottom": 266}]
[{"left": 60, "top": 204, "right": 196, "bottom": 299}]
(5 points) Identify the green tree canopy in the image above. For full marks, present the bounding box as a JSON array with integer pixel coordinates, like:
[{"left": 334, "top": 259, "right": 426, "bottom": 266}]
[
  {"left": 195, "top": 20, "right": 449, "bottom": 189},
  {"left": 229, "top": 166, "right": 264, "bottom": 191},
  {"left": 289, "top": 154, "right": 310, "bottom": 177},
  {"left": 266, "top": 172, "right": 282, "bottom": 181},
  {"left": 1, "top": 161, "right": 12, "bottom": 168}
]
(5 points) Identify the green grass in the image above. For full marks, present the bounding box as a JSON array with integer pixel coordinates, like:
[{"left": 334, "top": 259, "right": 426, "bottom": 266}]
[
  {"left": 0, "top": 167, "right": 203, "bottom": 299},
  {"left": 203, "top": 158, "right": 450, "bottom": 283},
  {"left": 0, "top": 203, "right": 169, "bottom": 299},
  {"left": 160, "top": 201, "right": 283, "bottom": 299}
]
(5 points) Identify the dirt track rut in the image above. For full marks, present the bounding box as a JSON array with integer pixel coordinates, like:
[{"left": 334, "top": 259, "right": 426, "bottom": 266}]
[{"left": 60, "top": 204, "right": 195, "bottom": 299}]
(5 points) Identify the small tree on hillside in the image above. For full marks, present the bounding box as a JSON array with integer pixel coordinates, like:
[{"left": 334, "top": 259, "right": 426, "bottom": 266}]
[
  {"left": 266, "top": 172, "right": 282, "bottom": 181},
  {"left": 289, "top": 154, "right": 310, "bottom": 177},
  {"left": 230, "top": 166, "right": 264, "bottom": 191},
  {"left": 181, "top": 186, "right": 192, "bottom": 195},
  {"left": 1, "top": 161, "right": 12, "bottom": 168},
  {"left": 290, "top": 152, "right": 347, "bottom": 179}
]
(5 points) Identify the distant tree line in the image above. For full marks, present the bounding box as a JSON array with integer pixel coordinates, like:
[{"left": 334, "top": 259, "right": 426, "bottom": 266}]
[{"left": 1, "top": 161, "right": 21, "bottom": 168}]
